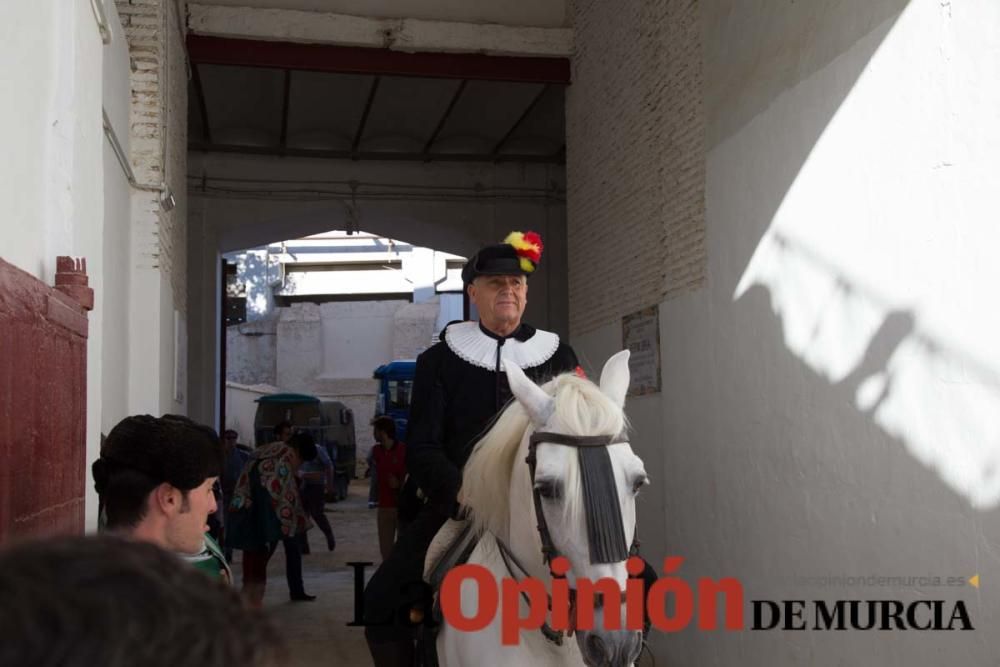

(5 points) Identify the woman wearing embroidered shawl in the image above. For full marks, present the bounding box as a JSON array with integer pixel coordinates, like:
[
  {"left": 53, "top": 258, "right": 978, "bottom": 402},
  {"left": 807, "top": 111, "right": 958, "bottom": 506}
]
[{"left": 228, "top": 432, "right": 317, "bottom": 606}]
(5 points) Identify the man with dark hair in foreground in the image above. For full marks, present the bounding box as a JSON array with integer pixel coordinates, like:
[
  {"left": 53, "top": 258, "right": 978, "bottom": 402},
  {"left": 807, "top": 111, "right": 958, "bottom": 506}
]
[
  {"left": 0, "top": 535, "right": 285, "bottom": 667},
  {"left": 92, "top": 414, "right": 229, "bottom": 582}
]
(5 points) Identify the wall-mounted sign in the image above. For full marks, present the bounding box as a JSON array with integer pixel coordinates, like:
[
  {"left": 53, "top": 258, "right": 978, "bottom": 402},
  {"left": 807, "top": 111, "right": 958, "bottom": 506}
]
[{"left": 622, "top": 305, "right": 661, "bottom": 396}]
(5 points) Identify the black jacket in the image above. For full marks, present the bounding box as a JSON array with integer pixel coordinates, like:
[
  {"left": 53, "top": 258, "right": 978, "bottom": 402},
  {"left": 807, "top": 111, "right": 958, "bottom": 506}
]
[{"left": 404, "top": 322, "right": 578, "bottom": 515}]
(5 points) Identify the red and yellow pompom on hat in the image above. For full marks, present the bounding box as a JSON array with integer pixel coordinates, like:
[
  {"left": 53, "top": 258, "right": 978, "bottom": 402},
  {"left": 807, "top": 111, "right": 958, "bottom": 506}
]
[
  {"left": 503, "top": 231, "right": 544, "bottom": 273},
  {"left": 461, "top": 231, "right": 545, "bottom": 283}
]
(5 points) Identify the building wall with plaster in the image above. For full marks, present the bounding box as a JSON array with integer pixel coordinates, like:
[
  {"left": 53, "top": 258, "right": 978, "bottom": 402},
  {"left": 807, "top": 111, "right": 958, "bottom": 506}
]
[
  {"left": 566, "top": 0, "right": 705, "bottom": 335},
  {"left": 0, "top": 0, "right": 142, "bottom": 531},
  {"left": 0, "top": 0, "right": 192, "bottom": 529},
  {"left": 115, "top": 0, "right": 189, "bottom": 417},
  {"left": 569, "top": 0, "right": 1000, "bottom": 663},
  {"left": 225, "top": 294, "right": 444, "bottom": 458}
]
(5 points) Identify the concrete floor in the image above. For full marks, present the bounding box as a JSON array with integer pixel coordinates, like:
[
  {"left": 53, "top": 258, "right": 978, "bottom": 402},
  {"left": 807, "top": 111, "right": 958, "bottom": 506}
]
[{"left": 233, "top": 480, "right": 377, "bottom": 666}]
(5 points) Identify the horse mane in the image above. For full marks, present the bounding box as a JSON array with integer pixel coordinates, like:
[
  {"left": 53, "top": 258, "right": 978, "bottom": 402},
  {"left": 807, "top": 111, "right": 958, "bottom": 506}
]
[{"left": 461, "top": 371, "right": 627, "bottom": 539}]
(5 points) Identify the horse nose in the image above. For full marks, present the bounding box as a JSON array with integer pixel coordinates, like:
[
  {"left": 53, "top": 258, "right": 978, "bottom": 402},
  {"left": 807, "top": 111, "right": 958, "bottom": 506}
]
[
  {"left": 585, "top": 634, "right": 609, "bottom": 665},
  {"left": 580, "top": 630, "right": 642, "bottom": 667},
  {"left": 622, "top": 631, "right": 642, "bottom": 664}
]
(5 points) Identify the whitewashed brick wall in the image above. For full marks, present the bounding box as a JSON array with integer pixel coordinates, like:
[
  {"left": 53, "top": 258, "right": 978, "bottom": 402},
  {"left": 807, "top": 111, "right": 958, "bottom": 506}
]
[
  {"left": 566, "top": 0, "right": 706, "bottom": 334},
  {"left": 115, "top": 0, "right": 188, "bottom": 313}
]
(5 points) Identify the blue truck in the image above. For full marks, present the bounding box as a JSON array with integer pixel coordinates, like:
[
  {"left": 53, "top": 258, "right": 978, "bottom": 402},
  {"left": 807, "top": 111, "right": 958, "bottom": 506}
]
[{"left": 372, "top": 360, "right": 417, "bottom": 442}]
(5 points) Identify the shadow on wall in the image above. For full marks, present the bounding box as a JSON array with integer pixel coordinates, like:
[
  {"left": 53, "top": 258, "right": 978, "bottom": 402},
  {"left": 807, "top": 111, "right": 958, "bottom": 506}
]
[
  {"left": 645, "top": 0, "right": 1000, "bottom": 663},
  {"left": 740, "top": 232, "right": 1000, "bottom": 511},
  {"left": 676, "top": 281, "right": 1000, "bottom": 663}
]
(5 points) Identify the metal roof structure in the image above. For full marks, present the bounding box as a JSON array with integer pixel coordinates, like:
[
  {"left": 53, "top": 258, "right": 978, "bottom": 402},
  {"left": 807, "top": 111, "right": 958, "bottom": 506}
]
[{"left": 187, "top": 36, "right": 569, "bottom": 164}]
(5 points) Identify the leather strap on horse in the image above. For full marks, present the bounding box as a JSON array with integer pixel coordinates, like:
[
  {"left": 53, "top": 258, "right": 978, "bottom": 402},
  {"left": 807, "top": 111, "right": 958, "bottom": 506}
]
[
  {"left": 513, "top": 429, "right": 644, "bottom": 647},
  {"left": 494, "top": 535, "right": 568, "bottom": 646},
  {"left": 529, "top": 432, "right": 624, "bottom": 448}
]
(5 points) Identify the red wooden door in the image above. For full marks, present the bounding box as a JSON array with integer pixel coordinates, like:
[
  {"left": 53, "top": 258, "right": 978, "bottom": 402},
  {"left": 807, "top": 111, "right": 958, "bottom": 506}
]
[{"left": 0, "top": 257, "right": 92, "bottom": 541}]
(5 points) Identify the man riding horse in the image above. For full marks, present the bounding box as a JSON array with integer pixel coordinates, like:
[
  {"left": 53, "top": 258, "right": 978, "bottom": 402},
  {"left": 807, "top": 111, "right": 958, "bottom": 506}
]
[{"left": 363, "top": 232, "right": 580, "bottom": 665}]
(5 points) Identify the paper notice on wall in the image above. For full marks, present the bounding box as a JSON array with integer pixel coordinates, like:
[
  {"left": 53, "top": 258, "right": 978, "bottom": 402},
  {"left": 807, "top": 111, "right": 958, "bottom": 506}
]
[{"left": 622, "top": 305, "right": 661, "bottom": 396}]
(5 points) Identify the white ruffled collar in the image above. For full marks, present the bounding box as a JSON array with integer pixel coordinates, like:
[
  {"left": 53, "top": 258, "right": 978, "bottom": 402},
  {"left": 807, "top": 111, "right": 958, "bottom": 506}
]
[{"left": 444, "top": 321, "right": 560, "bottom": 371}]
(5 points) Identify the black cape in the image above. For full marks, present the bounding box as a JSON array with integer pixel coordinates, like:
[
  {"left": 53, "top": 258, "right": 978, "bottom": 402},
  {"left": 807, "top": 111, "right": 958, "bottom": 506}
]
[{"left": 403, "top": 321, "right": 579, "bottom": 517}]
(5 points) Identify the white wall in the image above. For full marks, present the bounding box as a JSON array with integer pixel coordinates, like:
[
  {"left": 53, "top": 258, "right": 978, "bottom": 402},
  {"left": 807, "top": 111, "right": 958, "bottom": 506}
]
[
  {"left": 270, "top": 300, "right": 434, "bottom": 386},
  {"left": 1, "top": 0, "right": 116, "bottom": 530},
  {"left": 2, "top": 1, "right": 57, "bottom": 280},
  {"left": 573, "top": 0, "right": 1000, "bottom": 664},
  {"left": 122, "top": 0, "right": 190, "bottom": 420},
  {"left": 1, "top": 0, "right": 104, "bottom": 282},
  {"left": 98, "top": 1, "right": 134, "bottom": 529},
  {"left": 227, "top": 317, "right": 278, "bottom": 385},
  {"left": 317, "top": 301, "right": 406, "bottom": 379},
  {"left": 101, "top": 0, "right": 133, "bottom": 433}
]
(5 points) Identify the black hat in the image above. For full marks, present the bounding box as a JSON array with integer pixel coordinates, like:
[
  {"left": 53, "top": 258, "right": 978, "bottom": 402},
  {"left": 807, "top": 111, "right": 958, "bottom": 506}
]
[
  {"left": 93, "top": 415, "right": 222, "bottom": 493},
  {"left": 462, "top": 231, "right": 544, "bottom": 284}
]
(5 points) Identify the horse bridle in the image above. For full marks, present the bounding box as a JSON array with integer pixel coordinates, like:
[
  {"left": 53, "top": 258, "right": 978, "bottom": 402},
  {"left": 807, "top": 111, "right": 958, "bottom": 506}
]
[
  {"left": 526, "top": 431, "right": 641, "bottom": 568},
  {"left": 491, "top": 430, "right": 641, "bottom": 646}
]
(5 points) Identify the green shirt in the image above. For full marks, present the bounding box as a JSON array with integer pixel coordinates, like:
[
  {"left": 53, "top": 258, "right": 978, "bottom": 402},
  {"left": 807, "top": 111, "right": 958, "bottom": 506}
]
[{"left": 179, "top": 534, "right": 232, "bottom": 586}]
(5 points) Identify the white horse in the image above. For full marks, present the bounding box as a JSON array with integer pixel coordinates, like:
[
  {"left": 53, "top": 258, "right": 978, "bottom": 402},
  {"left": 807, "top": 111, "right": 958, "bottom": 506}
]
[{"left": 431, "top": 350, "right": 649, "bottom": 667}]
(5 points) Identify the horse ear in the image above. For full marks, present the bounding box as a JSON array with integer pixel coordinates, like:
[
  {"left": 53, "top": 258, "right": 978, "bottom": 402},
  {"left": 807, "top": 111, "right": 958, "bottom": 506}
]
[
  {"left": 505, "top": 361, "right": 555, "bottom": 426},
  {"left": 599, "top": 350, "right": 631, "bottom": 408}
]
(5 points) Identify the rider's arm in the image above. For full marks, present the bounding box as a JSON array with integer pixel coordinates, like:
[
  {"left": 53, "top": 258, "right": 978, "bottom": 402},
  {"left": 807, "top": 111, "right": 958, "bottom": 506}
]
[{"left": 406, "top": 346, "right": 461, "bottom": 513}]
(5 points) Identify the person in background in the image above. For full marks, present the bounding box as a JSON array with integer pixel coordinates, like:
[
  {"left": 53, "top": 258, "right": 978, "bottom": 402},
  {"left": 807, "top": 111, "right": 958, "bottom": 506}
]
[
  {"left": 221, "top": 429, "right": 251, "bottom": 562},
  {"left": 228, "top": 430, "right": 317, "bottom": 606},
  {"left": 297, "top": 437, "right": 336, "bottom": 554},
  {"left": 0, "top": 535, "right": 286, "bottom": 667},
  {"left": 91, "top": 414, "right": 231, "bottom": 584},
  {"left": 370, "top": 416, "right": 407, "bottom": 561},
  {"left": 366, "top": 446, "right": 378, "bottom": 509},
  {"left": 273, "top": 420, "right": 293, "bottom": 445}
]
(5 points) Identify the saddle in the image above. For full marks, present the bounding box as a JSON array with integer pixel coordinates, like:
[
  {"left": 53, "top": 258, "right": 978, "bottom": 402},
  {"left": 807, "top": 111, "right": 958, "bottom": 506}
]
[{"left": 416, "top": 517, "right": 481, "bottom": 667}]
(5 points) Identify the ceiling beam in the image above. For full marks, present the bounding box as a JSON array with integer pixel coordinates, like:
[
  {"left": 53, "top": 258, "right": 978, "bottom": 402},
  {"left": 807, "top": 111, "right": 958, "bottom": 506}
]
[
  {"left": 191, "top": 63, "right": 213, "bottom": 144},
  {"left": 352, "top": 76, "right": 381, "bottom": 158},
  {"left": 491, "top": 84, "right": 549, "bottom": 158},
  {"left": 422, "top": 80, "right": 468, "bottom": 160},
  {"left": 188, "top": 5, "right": 573, "bottom": 59},
  {"left": 189, "top": 142, "right": 565, "bottom": 165},
  {"left": 279, "top": 69, "right": 292, "bottom": 150},
  {"left": 186, "top": 35, "right": 571, "bottom": 84}
]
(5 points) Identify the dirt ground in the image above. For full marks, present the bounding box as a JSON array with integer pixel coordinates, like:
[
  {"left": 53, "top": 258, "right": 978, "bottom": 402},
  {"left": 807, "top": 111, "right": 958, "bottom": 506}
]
[
  {"left": 232, "top": 479, "right": 378, "bottom": 666},
  {"left": 230, "top": 480, "right": 660, "bottom": 667}
]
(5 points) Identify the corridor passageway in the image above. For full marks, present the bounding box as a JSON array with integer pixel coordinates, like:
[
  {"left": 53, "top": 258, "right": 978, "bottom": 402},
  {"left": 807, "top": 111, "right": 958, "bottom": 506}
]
[{"left": 236, "top": 480, "right": 376, "bottom": 666}]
